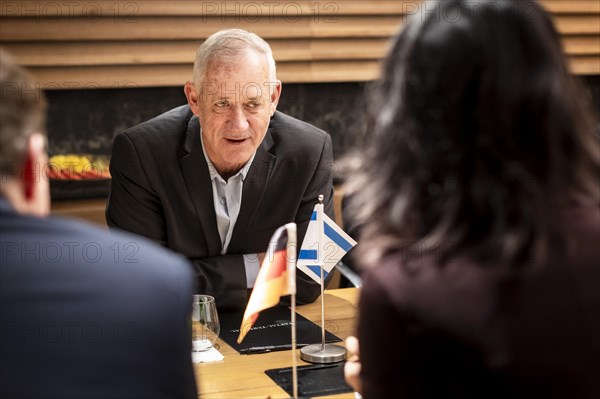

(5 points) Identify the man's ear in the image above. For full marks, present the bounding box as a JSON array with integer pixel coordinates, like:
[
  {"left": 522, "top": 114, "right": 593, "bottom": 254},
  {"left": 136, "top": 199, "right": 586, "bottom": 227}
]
[
  {"left": 22, "top": 133, "right": 50, "bottom": 216},
  {"left": 21, "top": 136, "right": 39, "bottom": 200},
  {"left": 184, "top": 81, "right": 200, "bottom": 116},
  {"left": 269, "top": 80, "right": 282, "bottom": 116}
]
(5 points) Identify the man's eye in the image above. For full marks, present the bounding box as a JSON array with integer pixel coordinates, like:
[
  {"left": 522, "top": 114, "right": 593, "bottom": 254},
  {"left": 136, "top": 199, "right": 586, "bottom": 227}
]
[
  {"left": 246, "top": 102, "right": 260, "bottom": 109},
  {"left": 215, "top": 101, "right": 229, "bottom": 108}
]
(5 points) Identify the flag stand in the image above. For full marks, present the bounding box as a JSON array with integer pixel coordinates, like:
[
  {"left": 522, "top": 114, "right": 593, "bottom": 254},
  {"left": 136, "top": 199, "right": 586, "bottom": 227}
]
[
  {"left": 236, "top": 223, "right": 302, "bottom": 397},
  {"left": 300, "top": 195, "right": 347, "bottom": 364},
  {"left": 291, "top": 291, "right": 298, "bottom": 399},
  {"left": 299, "top": 264, "right": 347, "bottom": 363},
  {"left": 287, "top": 223, "right": 299, "bottom": 399}
]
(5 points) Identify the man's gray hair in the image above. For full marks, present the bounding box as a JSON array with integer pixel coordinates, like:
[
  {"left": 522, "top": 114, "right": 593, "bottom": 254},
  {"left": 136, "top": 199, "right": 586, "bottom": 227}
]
[{"left": 193, "top": 29, "right": 277, "bottom": 89}]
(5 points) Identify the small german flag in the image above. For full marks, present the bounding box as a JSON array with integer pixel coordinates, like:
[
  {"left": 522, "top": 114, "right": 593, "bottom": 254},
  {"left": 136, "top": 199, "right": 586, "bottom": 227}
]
[{"left": 237, "top": 225, "right": 293, "bottom": 343}]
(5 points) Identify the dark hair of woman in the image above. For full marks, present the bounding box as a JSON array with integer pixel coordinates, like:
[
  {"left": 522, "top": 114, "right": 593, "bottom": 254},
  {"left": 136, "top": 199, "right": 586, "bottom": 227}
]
[{"left": 346, "top": 0, "right": 599, "bottom": 270}]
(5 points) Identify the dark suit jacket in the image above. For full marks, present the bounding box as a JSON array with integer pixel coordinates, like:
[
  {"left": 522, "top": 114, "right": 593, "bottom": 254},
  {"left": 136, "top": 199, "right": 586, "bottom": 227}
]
[
  {"left": 106, "top": 106, "right": 335, "bottom": 310},
  {"left": 0, "top": 199, "right": 197, "bottom": 399},
  {"left": 358, "top": 206, "right": 600, "bottom": 399}
]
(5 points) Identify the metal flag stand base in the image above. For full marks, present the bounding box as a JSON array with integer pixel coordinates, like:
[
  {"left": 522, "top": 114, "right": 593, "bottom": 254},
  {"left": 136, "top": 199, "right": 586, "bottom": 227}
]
[{"left": 300, "top": 342, "right": 347, "bottom": 363}]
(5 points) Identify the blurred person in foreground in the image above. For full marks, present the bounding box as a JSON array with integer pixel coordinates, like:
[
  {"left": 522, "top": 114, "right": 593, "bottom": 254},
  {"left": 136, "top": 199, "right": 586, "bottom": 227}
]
[
  {"left": 0, "top": 49, "right": 197, "bottom": 399},
  {"left": 343, "top": 1, "right": 600, "bottom": 398},
  {"left": 106, "top": 29, "right": 334, "bottom": 310}
]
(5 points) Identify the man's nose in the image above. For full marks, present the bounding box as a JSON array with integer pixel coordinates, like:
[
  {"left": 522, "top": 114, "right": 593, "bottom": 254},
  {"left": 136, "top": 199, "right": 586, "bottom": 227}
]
[{"left": 227, "top": 105, "right": 249, "bottom": 132}]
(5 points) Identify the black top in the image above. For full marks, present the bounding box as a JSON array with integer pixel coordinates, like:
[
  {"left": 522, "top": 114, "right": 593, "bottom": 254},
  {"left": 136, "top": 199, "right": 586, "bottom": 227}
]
[{"left": 358, "top": 206, "right": 600, "bottom": 399}]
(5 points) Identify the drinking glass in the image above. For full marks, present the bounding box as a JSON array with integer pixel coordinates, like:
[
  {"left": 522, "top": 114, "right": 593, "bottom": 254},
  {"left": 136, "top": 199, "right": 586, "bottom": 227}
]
[{"left": 191, "top": 295, "right": 220, "bottom": 352}]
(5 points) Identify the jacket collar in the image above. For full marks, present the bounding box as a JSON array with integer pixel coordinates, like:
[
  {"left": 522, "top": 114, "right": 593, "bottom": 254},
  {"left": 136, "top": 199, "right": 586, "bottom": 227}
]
[{"left": 178, "top": 111, "right": 276, "bottom": 253}]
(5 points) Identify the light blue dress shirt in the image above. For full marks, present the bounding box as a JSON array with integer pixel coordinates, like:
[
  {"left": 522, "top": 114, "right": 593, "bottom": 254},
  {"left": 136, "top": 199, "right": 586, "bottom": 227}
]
[{"left": 200, "top": 135, "right": 260, "bottom": 288}]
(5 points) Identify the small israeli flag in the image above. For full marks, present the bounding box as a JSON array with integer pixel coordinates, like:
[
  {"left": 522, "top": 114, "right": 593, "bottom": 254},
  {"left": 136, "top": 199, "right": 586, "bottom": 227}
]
[{"left": 297, "top": 203, "right": 357, "bottom": 285}]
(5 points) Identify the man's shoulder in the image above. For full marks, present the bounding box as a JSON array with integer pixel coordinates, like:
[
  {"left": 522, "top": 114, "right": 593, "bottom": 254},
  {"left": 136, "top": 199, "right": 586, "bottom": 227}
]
[
  {"left": 1, "top": 212, "right": 191, "bottom": 281},
  {"left": 268, "top": 110, "right": 330, "bottom": 147},
  {"left": 60, "top": 216, "right": 190, "bottom": 272},
  {"left": 122, "top": 105, "right": 193, "bottom": 142},
  {"left": 269, "top": 111, "right": 328, "bottom": 135}
]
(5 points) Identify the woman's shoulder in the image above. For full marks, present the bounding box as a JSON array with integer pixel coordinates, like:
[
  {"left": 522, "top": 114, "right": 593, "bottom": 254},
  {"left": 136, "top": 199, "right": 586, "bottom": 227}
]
[
  {"left": 360, "top": 253, "right": 444, "bottom": 305},
  {"left": 561, "top": 205, "right": 600, "bottom": 266},
  {"left": 564, "top": 205, "right": 600, "bottom": 234},
  {"left": 360, "top": 250, "right": 495, "bottom": 319}
]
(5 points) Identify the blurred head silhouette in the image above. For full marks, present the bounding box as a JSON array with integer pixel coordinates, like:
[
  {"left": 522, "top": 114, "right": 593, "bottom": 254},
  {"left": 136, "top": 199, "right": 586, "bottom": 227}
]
[
  {"left": 0, "top": 48, "right": 49, "bottom": 217},
  {"left": 349, "top": 0, "right": 599, "bottom": 268}
]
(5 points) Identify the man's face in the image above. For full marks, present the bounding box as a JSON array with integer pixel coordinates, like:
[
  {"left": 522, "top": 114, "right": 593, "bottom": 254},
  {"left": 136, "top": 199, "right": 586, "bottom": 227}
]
[{"left": 186, "top": 50, "right": 281, "bottom": 177}]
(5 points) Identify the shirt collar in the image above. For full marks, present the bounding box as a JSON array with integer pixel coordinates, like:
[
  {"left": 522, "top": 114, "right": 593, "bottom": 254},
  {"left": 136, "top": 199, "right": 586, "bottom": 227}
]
[{"left": 200, "top": 131, "right": 255, "bottom": 183}]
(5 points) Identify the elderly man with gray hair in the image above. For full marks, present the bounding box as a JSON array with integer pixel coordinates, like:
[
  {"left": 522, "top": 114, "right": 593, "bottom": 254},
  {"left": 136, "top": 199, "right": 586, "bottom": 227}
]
[{"left": 106, "top": 29, "right": 335, "bottom": 310}]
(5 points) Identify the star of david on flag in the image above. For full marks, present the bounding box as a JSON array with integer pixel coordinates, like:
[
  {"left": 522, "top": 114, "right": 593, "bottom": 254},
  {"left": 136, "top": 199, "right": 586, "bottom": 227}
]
[{"left": 297, "top": 202, "right": 357, "bottom": 284}]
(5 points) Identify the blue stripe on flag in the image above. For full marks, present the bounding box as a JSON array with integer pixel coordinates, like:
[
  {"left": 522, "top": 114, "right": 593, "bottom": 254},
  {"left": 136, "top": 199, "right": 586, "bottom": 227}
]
[
  {"left": 310, "top": 211, "right": 317, "bottom": 221},
  {"left": 307, "top": 265, "right": 328, "bottom": 279},
  {"left": 299, "top": 249, "right": 318, "bottom": 260},
  {"left": 325, "top": 222, "right": 354, "bottom": 252}
]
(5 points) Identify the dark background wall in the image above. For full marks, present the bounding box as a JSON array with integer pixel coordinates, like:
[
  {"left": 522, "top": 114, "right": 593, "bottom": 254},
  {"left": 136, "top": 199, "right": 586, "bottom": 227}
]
[
  {"left": 45, "top": 82, "right": 370, "bottom": 161},
  {"left": 45, "top": 75, "right": 599, "bottom": 160}
]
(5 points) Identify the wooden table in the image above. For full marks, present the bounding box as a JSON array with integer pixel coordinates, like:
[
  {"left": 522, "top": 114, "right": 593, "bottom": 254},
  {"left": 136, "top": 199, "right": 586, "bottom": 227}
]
[{"left": 195, "top": 288, "right": 359, "bottom": 398}]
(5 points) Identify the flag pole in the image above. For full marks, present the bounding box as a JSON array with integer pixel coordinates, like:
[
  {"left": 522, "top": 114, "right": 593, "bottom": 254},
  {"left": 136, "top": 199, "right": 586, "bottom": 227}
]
[
  {"left": 300, "top": 195, "right": 347, "bottom": 364},
  {"left": 285, "top": 223, "right": 298, "bottom": 399},
  {"left": 317, "top": 195, "right": 326, "bottom": 350}
]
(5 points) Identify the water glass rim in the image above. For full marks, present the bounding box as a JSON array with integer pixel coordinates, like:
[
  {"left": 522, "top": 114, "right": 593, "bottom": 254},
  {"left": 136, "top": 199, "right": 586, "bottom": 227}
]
[{"left": 193, "top": 294, "right": 215, "bottom": 303}]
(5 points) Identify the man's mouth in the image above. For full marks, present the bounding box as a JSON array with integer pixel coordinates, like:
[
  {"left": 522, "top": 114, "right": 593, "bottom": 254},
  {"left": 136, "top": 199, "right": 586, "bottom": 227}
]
[{"left": 224, "top": 138, "right": 248, "bottom": 144}]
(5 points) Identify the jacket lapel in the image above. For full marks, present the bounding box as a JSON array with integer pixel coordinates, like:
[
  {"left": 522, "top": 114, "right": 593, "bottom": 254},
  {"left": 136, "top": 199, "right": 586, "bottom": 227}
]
[
  {"left": 228, "top": 133, "right": 276, "bottom": 253},
  {"left": 178, "top": 115, "right": 222, "bottom": 254}
]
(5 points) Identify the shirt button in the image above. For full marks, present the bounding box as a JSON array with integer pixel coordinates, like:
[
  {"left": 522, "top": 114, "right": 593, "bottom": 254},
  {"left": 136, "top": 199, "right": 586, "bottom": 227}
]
[{"left": 220, "top": 198, "right": 226, "bottom": 205}]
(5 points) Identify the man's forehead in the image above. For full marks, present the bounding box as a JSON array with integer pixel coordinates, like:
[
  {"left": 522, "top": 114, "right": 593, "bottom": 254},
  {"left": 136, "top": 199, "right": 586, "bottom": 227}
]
[
  {"left": 201, "top": 81, "right": 270, "bottom": 99},
  {"left": 206, "top": 50, "right": 268, "bottom": 74}
]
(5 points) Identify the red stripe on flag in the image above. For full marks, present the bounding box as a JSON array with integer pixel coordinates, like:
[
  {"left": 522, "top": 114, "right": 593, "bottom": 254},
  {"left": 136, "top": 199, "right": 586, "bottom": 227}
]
[
  {"left": 265, "top": 249, "right": 287, "bottom": 280},
  {"left": 237, "top": 225, "right": 293, "bottom": 344}
]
